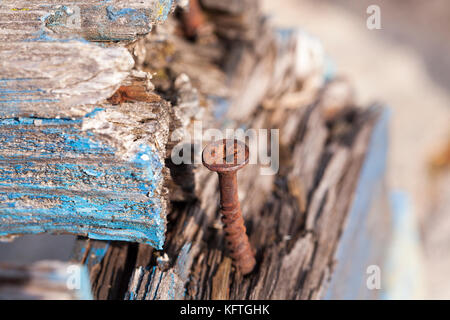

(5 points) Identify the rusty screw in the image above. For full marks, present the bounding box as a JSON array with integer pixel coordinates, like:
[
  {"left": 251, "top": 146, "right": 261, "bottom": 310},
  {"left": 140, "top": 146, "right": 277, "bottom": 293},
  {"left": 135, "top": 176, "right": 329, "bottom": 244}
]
[
  {"left": 202, "top": 139, "right": 256, "bottom": 275},
  {"left": 181, "top": 0, "right": 205, "bottom": 39}
]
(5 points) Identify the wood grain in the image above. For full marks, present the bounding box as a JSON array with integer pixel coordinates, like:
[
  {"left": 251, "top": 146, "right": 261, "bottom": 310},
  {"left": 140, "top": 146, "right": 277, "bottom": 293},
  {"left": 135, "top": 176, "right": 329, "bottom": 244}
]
[
  {"left": 0, "top": 0, "right": 174, "bottom": 42},
  {"left": 0, "top": 100, "right": 171, "bottom": 248},
  {"left": 0, "top": 41, "right": 133, "bottom": 118}
]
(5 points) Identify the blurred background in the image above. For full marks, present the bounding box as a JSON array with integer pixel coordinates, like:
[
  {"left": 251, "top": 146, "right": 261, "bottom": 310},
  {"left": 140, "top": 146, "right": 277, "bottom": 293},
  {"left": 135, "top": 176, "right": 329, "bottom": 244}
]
[
  {"left": 1, "top": 0, "right": 449, "bottom": 299},
  {"left": 262, "top": 0, "right": 450, "bottom": 299}
]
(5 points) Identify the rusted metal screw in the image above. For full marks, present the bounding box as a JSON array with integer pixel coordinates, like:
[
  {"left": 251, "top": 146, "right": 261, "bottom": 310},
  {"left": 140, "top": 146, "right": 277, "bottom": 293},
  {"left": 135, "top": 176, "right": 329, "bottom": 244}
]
[
  {"left": 202, "top": 139, "right": 256, "bottom": 275},
  {"left": 181, "top": 0, "right": 205, "bottom": 39}
]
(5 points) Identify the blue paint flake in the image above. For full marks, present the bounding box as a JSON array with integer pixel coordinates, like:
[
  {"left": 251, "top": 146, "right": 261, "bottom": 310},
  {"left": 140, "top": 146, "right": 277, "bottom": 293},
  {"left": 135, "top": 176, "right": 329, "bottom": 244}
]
[
  {"left": 106, "top": 5, "right": 148, "bottom": 26},
  {"left": 156, "top": 0, "right": 174, "bottom": 22}
]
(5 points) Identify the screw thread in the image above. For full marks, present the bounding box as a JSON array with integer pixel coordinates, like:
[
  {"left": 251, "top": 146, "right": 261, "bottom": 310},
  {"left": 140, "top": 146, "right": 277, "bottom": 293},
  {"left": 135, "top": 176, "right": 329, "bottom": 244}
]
[{"left": 218, "top": 173, "right": 256, "bottom": 275}]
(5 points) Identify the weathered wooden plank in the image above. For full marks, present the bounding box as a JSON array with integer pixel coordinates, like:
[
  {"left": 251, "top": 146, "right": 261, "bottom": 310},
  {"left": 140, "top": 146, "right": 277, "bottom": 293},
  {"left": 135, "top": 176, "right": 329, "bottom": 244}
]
[
  {"left": 125, "top": 243, "right": 192, "bottom": 300},
  {"left": 0, "top": 0, "right": 174, "bottom": 42},
  {"left": 0, "top": 99, "right": 171, "bottom": 248},
  {"left": 0, "top": 260, "right": 92, "bottom": 300},
  {"left": 0, "top": 41, "right": 134, "bottom": 118}
]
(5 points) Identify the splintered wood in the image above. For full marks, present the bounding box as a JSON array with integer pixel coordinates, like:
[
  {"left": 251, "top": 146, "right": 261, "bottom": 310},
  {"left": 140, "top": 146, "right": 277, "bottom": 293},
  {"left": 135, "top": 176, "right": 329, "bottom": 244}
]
[
  {"left": 0, "top": 0, "right": 174, "bottom": 42},
  {"left": 0, "top": 0, "right": 176, "bottom": 246}
]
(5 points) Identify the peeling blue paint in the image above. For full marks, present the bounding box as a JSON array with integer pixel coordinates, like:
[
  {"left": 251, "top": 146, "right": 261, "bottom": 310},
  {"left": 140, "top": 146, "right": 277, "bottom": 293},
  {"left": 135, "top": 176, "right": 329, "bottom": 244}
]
[
  {"left": 24, "top": 11, "right": 89, "bottom": 43},
  {"left": 0, "top": 77, "right": 57, "bottom": 114},
  {"left": 83, "top": 243, "right": 110, "bottom": 266},
  {"left": 84, "top": 107, "right": 104, "bottom": 118},
  {"left": 24, "top": 29, "right": 88, "bottom": 43},
  {"left": 0, "top": 84, "right": 59, "bottom": 108},
  {"left": 156, "top": 0, "right": 174, "bottom": 22},
  {"left": 6, "top": 1, "right": 174, "bottom": 42},
  {"left": 0, "top": 114, "right": 166, "bottom": 248},
  {"left": 106, "top": 6, "right": 149, "bottom": 25}
]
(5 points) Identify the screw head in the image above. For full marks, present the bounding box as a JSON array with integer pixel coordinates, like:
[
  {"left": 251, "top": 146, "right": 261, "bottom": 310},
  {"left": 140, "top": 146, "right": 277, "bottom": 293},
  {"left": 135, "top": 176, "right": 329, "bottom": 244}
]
[{"left": 202, "top": 139, "right": 249, "bottom": 173}]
